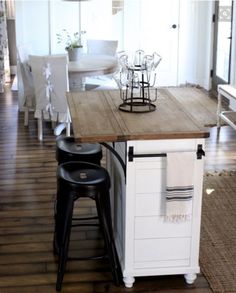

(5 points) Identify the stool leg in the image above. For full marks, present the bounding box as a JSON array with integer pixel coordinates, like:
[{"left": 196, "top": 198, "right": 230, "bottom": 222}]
[
  {"left": 95, "top": 189, "right": 123, "bottom": 286},
  {"left": 54, "top": 189, "right": 74, "bottom": 291},
  {"left": 56, "top": 228, "right": 71, "bottom": 292},
  {"left": 53, "top": 201, "right": 59, "bottom": 255}
]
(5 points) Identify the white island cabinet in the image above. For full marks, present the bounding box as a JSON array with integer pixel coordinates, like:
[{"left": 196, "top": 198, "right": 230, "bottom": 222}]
[
  {"left": 108, "top": 138, "right": 205, "bottom": 288},
  {"left": 67, "top": 90, "right": 209, "bottom": 289}
]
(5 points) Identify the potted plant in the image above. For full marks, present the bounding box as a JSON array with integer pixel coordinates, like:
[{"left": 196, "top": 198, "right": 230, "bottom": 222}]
[{"left": 56, "top": 29, "right": 86, "bottom": 61}]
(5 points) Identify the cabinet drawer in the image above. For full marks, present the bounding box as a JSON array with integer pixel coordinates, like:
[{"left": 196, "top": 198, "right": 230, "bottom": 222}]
[
  {"left": 134, "top": 259, "right": 190, "bottom": 269},
  {"left": 134, "top": 238, "right": 191, "bottom": 263},
  {"left": 131, "top": 139, "right": 197, "bottom": 154},
  {"left": 135, "top": 216, "right": 192, "bottom": 239},
  {"left": 135, "top": 161, "right": 166, "bottom": 194},
  {"left": 135, "top": 193, "right": 165, "bottom": 216}
]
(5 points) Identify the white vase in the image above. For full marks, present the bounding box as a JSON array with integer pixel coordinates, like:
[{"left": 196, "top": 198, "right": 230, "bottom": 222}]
[{"left": 67, "top": 47, "right": 83, "bottom": 61}]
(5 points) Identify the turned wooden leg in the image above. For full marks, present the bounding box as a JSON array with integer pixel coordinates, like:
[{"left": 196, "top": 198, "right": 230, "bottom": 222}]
[
  {"left": 37, "top": 118, "right": 43, "bottom": 141},
  {"left": 184, "top": 273, "right": 197, "bottom": 284},
  {"left": 24, "top": 107, "right": 29, "bottom": 126},
  {"left": 123, "top": 276, "right": 135, "bottom": 288}
]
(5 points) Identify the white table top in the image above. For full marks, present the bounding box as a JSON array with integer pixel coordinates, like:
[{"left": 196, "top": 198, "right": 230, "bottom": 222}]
[{"left": 68, "top": 54, "right": 118, "bottom": 76}]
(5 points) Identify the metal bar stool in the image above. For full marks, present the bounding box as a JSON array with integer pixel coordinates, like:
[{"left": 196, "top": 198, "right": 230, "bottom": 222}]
[
  {"left": 54, "top": 161, "right": 123, "bottom": 291},
  {"left": 54, "top": 135, "right": 103, "bottom": 254},
  {"left": 56, "top": 136, "right": 103, "bottom": 165}
]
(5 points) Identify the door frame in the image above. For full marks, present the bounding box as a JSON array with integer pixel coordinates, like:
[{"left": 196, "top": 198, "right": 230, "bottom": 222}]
[{"left": 212, "top": 0, "right": 234, "bottom": 92}]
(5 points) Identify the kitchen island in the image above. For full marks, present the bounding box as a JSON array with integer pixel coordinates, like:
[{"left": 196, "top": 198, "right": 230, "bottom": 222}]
[{"left": 67, "top": 90, "right": 210, "bottom": 288}]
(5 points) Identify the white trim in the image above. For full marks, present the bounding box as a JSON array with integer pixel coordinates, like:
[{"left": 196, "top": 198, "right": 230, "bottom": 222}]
[
  {"left": 208, "top": 1, "right": 215, "bottom": 90},
  {"left": 230, "top": 0, "right": 236, "bottom": 85},
  {"left": 204, "top": 1, "right": 215, "bottom": 90}
]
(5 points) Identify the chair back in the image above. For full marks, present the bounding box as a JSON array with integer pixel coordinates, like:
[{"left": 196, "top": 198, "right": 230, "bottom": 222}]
[
  {"left": 87, "top": 39, "right": 118, "bottom": 56},
  {"left": 17, "top": 44, "right": 33, "bottom": 63},
  {"left": 17, "top": 44, "right": 35, "bottom": 110},
  {"left": 29, "top": 54, "right": 70, "bottom": 123}
]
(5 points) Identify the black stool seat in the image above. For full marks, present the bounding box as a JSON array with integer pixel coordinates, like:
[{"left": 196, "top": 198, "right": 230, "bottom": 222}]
[
  {"left": 54, "top": 161, "right": 122, "bottom": 291},
  {"left": 57, "top": 161, "right": 109, "bottom": 195},
  {"left": 56, "top": 136, "right": 103, "bottom": 165}
]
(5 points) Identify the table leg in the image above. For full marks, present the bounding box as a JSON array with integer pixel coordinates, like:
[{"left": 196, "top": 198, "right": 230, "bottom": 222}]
[
  {"left": 69, "top": 73, "right": 85, "bottom": 91},
  {"left": 217, "top": 91, "right": 222, "bottom": 128}
]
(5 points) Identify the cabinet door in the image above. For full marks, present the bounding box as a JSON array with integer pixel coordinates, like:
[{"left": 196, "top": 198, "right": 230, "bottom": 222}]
[
  {"left": 126, "top": 139, "right": 204, "bottom": 271},
  {"left": 129, "top": 155, "right": 192, "bottom": 266}
]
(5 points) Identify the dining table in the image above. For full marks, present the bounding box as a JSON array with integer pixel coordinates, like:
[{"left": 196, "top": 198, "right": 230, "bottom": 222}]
[
  {"left": 66, "top": 89, "right": 209, "bottom": 288},
  {"left": 68, "top": 54, "right": 118, "bottom": 90}
]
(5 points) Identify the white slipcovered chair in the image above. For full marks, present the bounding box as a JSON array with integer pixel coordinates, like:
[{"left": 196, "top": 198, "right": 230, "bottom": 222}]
[
  {"left": 87, "top": 39, "right": 118, "bottom": 56},
  {"left": 16, "top": 45, "right": 35, "bottom": 126},
  {"left": 86, "top": 39, "right": 119, "bottom": 90},
  {"left": 29, "top": 54, "right": 71, "bottom": 141}
]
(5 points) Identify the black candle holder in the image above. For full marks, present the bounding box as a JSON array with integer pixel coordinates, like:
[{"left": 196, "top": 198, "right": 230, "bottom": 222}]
[{"left": 119, "top": 64, "right": 158, "bottom": 113}]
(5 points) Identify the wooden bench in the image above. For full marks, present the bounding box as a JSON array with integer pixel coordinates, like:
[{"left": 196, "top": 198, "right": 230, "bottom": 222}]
[{"left": 217, "top": 84, "right": 236, "bottom": 129}]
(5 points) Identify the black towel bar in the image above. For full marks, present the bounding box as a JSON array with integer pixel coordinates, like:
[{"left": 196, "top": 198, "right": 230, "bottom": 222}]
[{"left": 128, "top": 144, "right": 205, "bottom": 162}]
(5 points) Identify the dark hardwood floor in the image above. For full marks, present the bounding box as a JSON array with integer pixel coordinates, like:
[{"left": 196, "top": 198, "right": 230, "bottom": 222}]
[
  {"left": 205, "top": 125, "right": 236, "bottom": 172},
  {"left": 1, "top": 83, "right": 236, "bottom": 292}
]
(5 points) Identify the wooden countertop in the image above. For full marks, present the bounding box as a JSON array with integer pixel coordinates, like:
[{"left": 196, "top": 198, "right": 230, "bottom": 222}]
[{"left": 67, "top": 90, "right": 210, "bottom": 143}]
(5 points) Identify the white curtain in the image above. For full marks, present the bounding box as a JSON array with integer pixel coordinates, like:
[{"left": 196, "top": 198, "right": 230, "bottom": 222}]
[{"left": 0, "top": 0, "right": 10, "bottom": 93}]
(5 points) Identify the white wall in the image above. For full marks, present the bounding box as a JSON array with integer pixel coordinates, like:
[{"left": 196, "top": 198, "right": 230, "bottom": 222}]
[
  {"left": 195, "top": 1, "right": 214, "bottom": 90},
  {"left": 178, "top": 0, "right": 213, "bottom": 90},
  {"left": 14, "top": 0, "right": 215, "bottom": 90},
  {"left": 15, "top": 0, "right": 50, "bottom": 55},
  {"left": 15, "top": 0, "right": 121, "bottom": 54},
  {"left": 50, "top": 0, "right": 80, "bottom": 54},
  {"left": 178, "top": 0, "right": 198, "bottom": 86}
]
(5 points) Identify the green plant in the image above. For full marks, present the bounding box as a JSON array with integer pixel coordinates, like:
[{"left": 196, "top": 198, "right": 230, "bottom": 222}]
[{"left": 56, "top": 29, "right": 86, "bottom": 50}]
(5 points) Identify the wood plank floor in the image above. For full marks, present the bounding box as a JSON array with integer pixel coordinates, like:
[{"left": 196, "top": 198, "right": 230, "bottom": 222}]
[{"left": 1, "top": 84, "right": 236, "bottom": 292}]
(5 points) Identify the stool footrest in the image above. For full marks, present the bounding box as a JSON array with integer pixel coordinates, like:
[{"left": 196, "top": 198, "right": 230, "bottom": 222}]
[
  {"left": 68, "top": 254, "right": 107, "bottom": 261},
  {"left": 71, "top": 216, "right": 100, "bottom": 227},
  {"left": 71, "top": 223, "right": 100, "bottom": 227},
  {"left": 72, "top": 216, "right": 99, "bottom": 221}
]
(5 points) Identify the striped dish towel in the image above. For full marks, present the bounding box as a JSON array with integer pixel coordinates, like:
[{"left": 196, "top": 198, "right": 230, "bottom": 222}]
[{"left": 165, "top": 152, "right": 195, "bottom": 222}]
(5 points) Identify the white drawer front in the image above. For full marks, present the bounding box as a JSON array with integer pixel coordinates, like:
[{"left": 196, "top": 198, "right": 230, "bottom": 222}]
[
  {"left": 135, "top": 160, "right": 166, "bottom": 194},
  {"left": 135, "top": 216, "right": 192, "bottom": 239},
  {"left": 134, "top": 258, "right": 190, "bottom": 269},
  {"left": 135, "top": 193, "right": 165, "bottom": 216},
  {"left": 134, "top": 238, "right": 191, "bottom": 262},
  {"left": 130, "top": 139, "right": 197, "bottom": 154}
]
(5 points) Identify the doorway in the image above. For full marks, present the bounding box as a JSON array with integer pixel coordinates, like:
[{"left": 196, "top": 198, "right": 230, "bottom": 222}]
[
  {"left": 212, "top": 0, "right": 233, "bottom": 91},
  {"left": 122, "top": 0, "right": 180, "bottom": 86},
  {"left": 138, "top": 0, "right": 179, "bottom": 86}
]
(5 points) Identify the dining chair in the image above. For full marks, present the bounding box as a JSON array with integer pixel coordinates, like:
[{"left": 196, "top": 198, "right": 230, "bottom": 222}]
[
  {"left": 85, "top": 39, "right": 119, "bottom": 90},
  {"left": 29, "top": 54, "right": 71, "bottom": 141},
  {"left": 16, "top": 44, "right": 35, "bottom": 126},
  {"left": 86, "top": 39, "right": 118, "bottom": 56}
]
